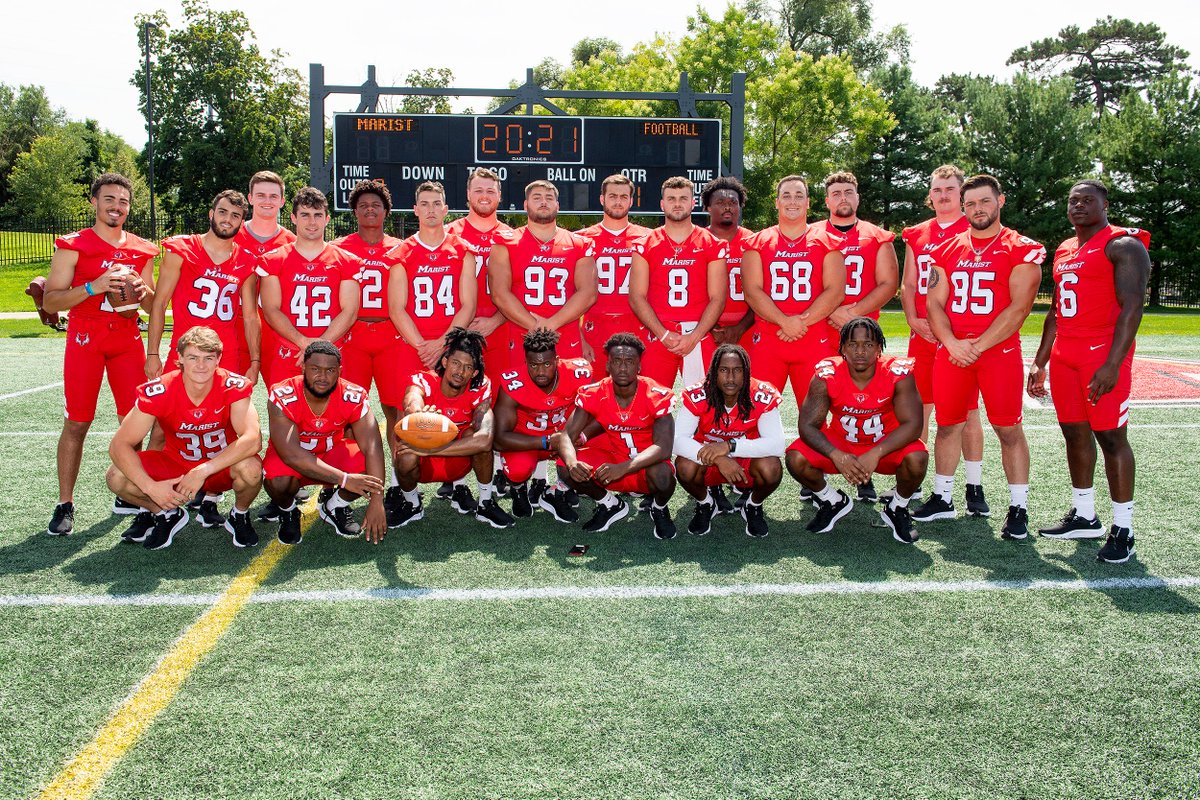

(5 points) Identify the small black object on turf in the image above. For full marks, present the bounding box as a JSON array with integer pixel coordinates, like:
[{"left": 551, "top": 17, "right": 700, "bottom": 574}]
[
  {"left": 688, "top": 502, "right": 715, "bottom": 536},
  {"left": 1000, "top": 505, "right": 1029, "bottom": 540}
]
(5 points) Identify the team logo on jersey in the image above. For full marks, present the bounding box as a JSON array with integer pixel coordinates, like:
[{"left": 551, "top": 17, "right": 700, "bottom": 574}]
[
  {"left": 113, "top": 251, "right": 126, "bottom": 259},
  {"left": 191, "top": 409, "right": 206, "bottom": 420},
  {"left": 752, "top": 331, "right": 761, "bottom": 344},
  {"left": 855, "top": 393, "right": 867, "bottom": 403},
  {"left": 313, "top": 419, "right": 326, "bottom": 429},
  {"left": 583, "top": 320, "right": 594, "bottom": 332},
  {"left": 74, "top": 332, "right": 90, "bottom": 347}
]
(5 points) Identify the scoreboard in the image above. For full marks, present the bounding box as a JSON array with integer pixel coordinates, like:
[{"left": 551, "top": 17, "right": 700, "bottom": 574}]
[{"left": 331, "top": 113, "right": 723, "bottom": 214}]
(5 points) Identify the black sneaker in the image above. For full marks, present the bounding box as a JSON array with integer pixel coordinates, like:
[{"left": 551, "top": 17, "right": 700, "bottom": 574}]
[
  {"left": 637, "top": 495, "right": 653, "bottom": 514},
  {"left": 257, "top": 501, "right": 283, "bottom": 523},
  {"left": 650, "top": 504, "right": 677, "bottom": 540},
  {"left": 1038, "top": 508, "right": 1104, "bottom": 540},
  {"left": 538, "top": 490, "right": 579, "bottom": 523},
  {"left": 857, "top": 479, "right": 878, "bottom": 504},
  {"left": 806, "top": 490, "right": 853, "bottom": 533},
  {"left": 277, "top": 506, "right": 303, "bottom": 544},
  {"left": 563, "top": 488, "right": 580, "bottom": 508},
  {"left": 687, "top": 501, "right": 715, "bottom": 536},
  {"left": 1000, "top": 505, "right": 1029, "bottom": 540},
  {"left": 529, "top": 478, "right": 548, "bottom": 506},
  {"left": 710, "top": 485, "right": 735, "bottom": 515},
  {"left": 384, "top": 486, "right": 405, "bottom": 528},
  {"left": 732, "top": 488, "right": 748, "bottom": 510},
  {"left": 186, "top": 495, "right": 204, "bottom": 511},
  {"left": 196, "top": 499, "right": 225, "bottom": 529},
  {"left": 494, "top": 471, "right": 511, "bottom": 498},
  {"left": 582, "top": 500, "right": 629, "bottom": 533},
  {"left": 449, "top": 483, "right": 477, "bottom": 514},
  {"left": 799, "top": 486, "right": 815, "bottom": 504},
  {"left": 388, "top": 496, "right": 424, "bottom": 528},
  {"left": 320, "top": 497, "right": 362, "bottom": 539},
  {"left": 911, "top": 494, "right": 956, "bottom": 522},
  {"left": 1097, "top": 526, "right": 1136, "bottom": 564},
  {"left": 965, "top": 484, "right": 991, "bottom": 517},
  {"left": 742, "top": 501, "right": 769, "bottom": 538},
  {"left": 436, "top": 481, "right": 454, "bottom": 500},
  {"left": 475, "top": 498, "right": 515, "bottom": 529},
  {"left": 225, "top": 510, "right": 258, "bottom": 548},
  {"left": 121, "top": 511, "right": 155, "bottom": 543},
  {"left": 112, "top": 496, "right": 142, "bottom": 516},
  {"left": 879, "top": 502, "right": 918, "bottom": 544},
  {"left": 47, "top": 502, "right": 74, "bottom": 536},
  {"left": 295, "top": 486, "right": 312, "bottom": 503},
  {"left": 510, "top": 483, "right": 533, "bottom": 518},
  {"left": 317, "top": 487, "right": 336, "bottom": 507},
  {"left": 144, "top": 508, "right": 189, "bottom": 550}
]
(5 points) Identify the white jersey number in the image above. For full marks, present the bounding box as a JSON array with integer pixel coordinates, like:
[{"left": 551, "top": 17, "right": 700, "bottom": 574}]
[
  {"left": 840, "top": 414, "right": 884, "bottom": 444},
  {"left": 524, "top": 266, "right": 570, "bottom": 307},
  {"left": 596, "top": 256, "right": 632, "bottom": 296},
  {"left": 949, "top": 271, "right": 995, "bottom": 315},
  {"left": 187, "top": 277, "right": 237, "bottom": 321},
  {"left": 844, "top": 255, "right": 865, "bottom": 298},
  {"left": 1057, "top": 272, "right": 1079, "bottom": 318},
  {"left": 412, "top": 275, "right": 456, "bottom": 318},
  {"left": 289, "top": 285, "right": 333, "bottom": 329},
  {"left": 359, "top": 268, "right": 385, "bottom": 311},
  {"left": 177, "top": 430, "right": 229, "bottom": 462},
  {"left": 768, "top": 260, "right": 813, "bottom": 302},
  {"left": 667, "top": 268, "right": 689, "bottom": 308}
]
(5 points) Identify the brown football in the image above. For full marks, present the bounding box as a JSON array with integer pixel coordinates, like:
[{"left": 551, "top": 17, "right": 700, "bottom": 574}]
[
  {"left": 395, "top": 411, "right": 459, "bottom": 449},
  {"left": 105, "top": 270, "right": 141, "bottom": 319}
]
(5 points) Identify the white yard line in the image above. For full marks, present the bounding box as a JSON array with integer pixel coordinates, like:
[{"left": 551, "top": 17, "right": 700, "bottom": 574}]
[{"left": 0, "top": 381, "right": 63, "bottom": 401}]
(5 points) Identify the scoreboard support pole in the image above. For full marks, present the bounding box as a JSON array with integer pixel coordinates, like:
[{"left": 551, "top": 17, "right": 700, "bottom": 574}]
[{"left": 308, "top": 64, "right": 745, "bottom": 200}]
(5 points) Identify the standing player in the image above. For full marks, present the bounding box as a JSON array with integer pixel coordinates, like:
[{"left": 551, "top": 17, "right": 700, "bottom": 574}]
[
  {"left": 390, "top": 328, "right": 513, "bottom": 530},
  {"left": 493, "top": 329, "right": 593, "bottom": 521},
  {"left": 43, "top": 173, "right": 157, "bottom": 536},
  {"left": 741, "top": 175, "right": 845, "bottom": 407},
  {"left": 256, "top": 187, "right": 361, "bottom": 388},
  {"left": 551, "top": 333, "right": 677, "bottom": 539},
  {"left": 578, "top": 174, "right": 650, "bottom": 367},
  {"left": 819, "top": 172, "right": 899, "bottom": 329},
  {"left": 918, "top": 174, "right": 1045, "bottom": 540},
  {"left": 106, "top": 327, "right": 262, "bottom": 550},
  {"left": 629, "top": 176, "right": 728, "bottom": 388},
  {"left": 233, "top": 170, "right": 296, "bottom": 377},
  {"left": 785, "top": 319, "right": 928, "bottom": 544},
  {"left": 263, "top": 341, "right": 387, "bottom": 544},
  {"left": 1029, "top": 180, "right": 1151, "bottom": 564},
  {"left": 900, "top": 165, "right": 989, "bottom": 516},
  {"left": 674, "top": 344, "right": 784, "bottom": 538},
  {"left": 704, "top": 176, "right": 756, "bottom": 347}
]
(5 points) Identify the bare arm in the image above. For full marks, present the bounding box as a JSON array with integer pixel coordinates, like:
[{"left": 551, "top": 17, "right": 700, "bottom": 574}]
[
  {"left": 628, "top": 252, "right": 665, "bottom": 338},
  {"left": 900, "top": 243, "right": 934, "bottom": 341},
  {"left": 797, "top": 377, "right": 837, "bottom": 457},
  {"left": 805, "top": 250, "right": 847, "bottom": 324},
  {"left": 450, "top": 253, "right": 479, "bottom": 331},
  {"left": 546, "top": 255, "right": 597, "bottom": 331},
  {"left": 321, "top": 278, "right": 361, "bottom": 343},
  {"left": 146, "top": 251, "right": 183, "bottom": 377},
  {"left": 430, "top": 404, "right": 494, "bottom": 458},
  {"left": 691, "top": 257, "right": 728, "bottom": 340},
  {"left": 851, "top": 243, "right": 899, "bottom": 317},
  {"left": 493, "top": 389, "right": 546, "bottom": 452},
  {"left": 1087, "top": 236, "right": 1151, "bottom": 402},
  {"left": 259, "top": 275, "right": 307, "bottom": 348},
  {"left": 973, "top": 263, "right": 1040, "bottom": 352},
  {"left": 550, "top": 406, "right": 593, "bottom": 471},
  {"left": 741, "top": 248, "right": 787, "bottom": 325},
  {"left": 387, "top": 264, "right": 426, "bottom": 347},
  {"left": 239, "top": 277, "right": 261, "bottom": 383}
]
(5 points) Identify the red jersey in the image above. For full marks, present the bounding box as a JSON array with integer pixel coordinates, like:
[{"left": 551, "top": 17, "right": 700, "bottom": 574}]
[
  {"left": 411, "top": 370, "right": 492, "bottom": 431},
  {"left": 744, "top": 225, "right": 840, "bottom": 320},
  {"left": 500, "top": 357, "right": 593, "bottom": 436},
  {"left": 930, "top": 227, "right": 1046, "bottom": 337},
  {"left": 332, "top": 232, "right": 402, "bottom": 319},
  {"left": 161, "top": 234, "right": 257, "bottom": 341},
  {"left": 54, "top": 229, "right": 158, "bottom": 321},
  {"left": 446, "top": 217, "right": 513, "bottom": 316},
  {"left": 136, "top": 367, "right": 253, "bottom": 464},
  {"left": 632, "top": 226, "right": 727, "bottom": 322},
  {"left": 577, "top": 222, "right": 651, "bottom": 316},
  {"left": 575, "top": 376, "right": 674, "bottom": 459},
  {"left": 816, "top": 356, "right": 914, "bottom": 450},
  {"left": 716, "top": 226, "right": 756, "bottom": 325},
  {"left": 901, "top": 216, "right": 970, "bottom": 318},
  {"left": 390, "top": 233, "right": 474, "bottom": 338},
  {"left": 1052, "top": 224, "right": 1151, "bottom": 339},
  {"left": 268, "top": 375, "right": 370, "bottom": 455},
  {"left": 682, "top": 376, "right": 781, "bottom": 444},
  {"left": 492, "top": 226, "right": 595, "bottom": 317},
  {"left": 234, "top": 224, "right": 295, "bottom": 258},
  {"left": 818, "top": 220, "right": 897, "bottom": 315},
  {"left": 255, "top": 243, "right": 362, "bottom": 338}
]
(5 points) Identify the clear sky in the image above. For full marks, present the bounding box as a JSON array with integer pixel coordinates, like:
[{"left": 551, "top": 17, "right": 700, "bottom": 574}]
[{"left": 3, "top": 0, "right": 1194, "bottom": 150}]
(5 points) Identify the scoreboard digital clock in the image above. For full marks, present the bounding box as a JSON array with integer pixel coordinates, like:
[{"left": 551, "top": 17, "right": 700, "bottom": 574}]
[{"left": 331, "top": 113, "right": 722, "bottom": 214}]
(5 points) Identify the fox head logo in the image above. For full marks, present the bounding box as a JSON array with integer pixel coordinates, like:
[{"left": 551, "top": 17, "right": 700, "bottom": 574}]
[{"left": 75, "top": 332, "right": 90, "bottom": 347}]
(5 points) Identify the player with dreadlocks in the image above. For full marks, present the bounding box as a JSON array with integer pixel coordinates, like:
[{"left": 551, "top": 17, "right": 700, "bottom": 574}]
[
  {"left": 674, "top": 344, "right": 785, "bottom": 537},
  {"left": 391, "top": 327, "right": 513, "bottom": 529},
  {"left": 493, "top": 328, "right": 594, "bottom": 521},
  {"left": 786, "top": 317, "right": 928, "bottom": 543}
]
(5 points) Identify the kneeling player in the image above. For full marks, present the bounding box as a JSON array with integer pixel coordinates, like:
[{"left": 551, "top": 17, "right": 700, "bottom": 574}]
[
  {"left": 785, "top": 318, "right": 928, "bottom": 543},
  {"left": 674, "top": 344, "right": 784, "bottom": 537},
  {"left": 493, "top": 329, "right": 593, "bottom": 521},
  {"left": 264, "top": 341, "right": 386, "bottom": 544},
  {"left": 551, "top": 333, "right": 677, "bottom": 539},
  {"left": 391, "top": 328, "right": 513, "bottom": 529},
  {"left": 107, "top": 327, "right": 262, "bottom": 550}
]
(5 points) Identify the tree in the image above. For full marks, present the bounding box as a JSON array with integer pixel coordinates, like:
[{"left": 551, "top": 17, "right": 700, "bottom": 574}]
[
  {"left": 379, "top": 68, "right": 456, "bottom": 114},
  {"left": 571, "top": 38, "right": 622, "bottom": 66},
  {"left": 766, "top": 0, "right": 910, "bottom": 72},
  {"left": 0, "top": 84, "right": 63, "bottom": 206},
  {"left": 1008, "top": 16, "right": 1190, "bottom": 116},
  {"left": 3, "top": 131, "right": 90, "bottom": 219},
  {"left": 132, "top": 0, "right": 308, "bottom": 216}
]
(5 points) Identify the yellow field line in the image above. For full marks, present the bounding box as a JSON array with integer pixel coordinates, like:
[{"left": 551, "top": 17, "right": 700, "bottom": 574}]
[{"left": 36, "top": 506, "right": 314, "bottom": 800}]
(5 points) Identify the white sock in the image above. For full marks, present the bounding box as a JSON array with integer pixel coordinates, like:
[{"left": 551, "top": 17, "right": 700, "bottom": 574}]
[
  {"left": 533, "top": 460, "right": 549, "bottom": 481},
  {"left": 1072, "top": 487, "right": 1096, "bottom": 520},
  {"left": 652, "top": 500, "right": 668, "bottom": 510},
  {"left": 964, "top": 460, "right": 983, "bottom": 485},
  {"left": 327, "top": 491, "right": 350, "bottom": 510},
  {"left": 697, "top": 496, "right": 713, "bottom": 507},
  {"left": 1113, "top": 500, "right": 1134, "bottom": 530},
  {"left": 599, "top": 492, "right": 620, "bottom": 509},
  {"left": 204, "top": 492, "right": 222, "bottom": 502},
  {"left": 815, "top": 484, "right": 839, "bottom": 503},
  {"left": 1009, "top": 484, "right": 1029, "bottom": 509},
  {"left": 889, "top": 492, "right": 912, "bottom": 510},
  {"left": 934, "top": 474, "right": 955, "bottom": 502},
  {"left": 232, "top": 506, "right": 248, "bottom": 516},
  {"left": 388, "top": 467, "right": 399, "bottom": 488},
  {"left": 492, "top": 454, "right": 502, "bottom": 472},
  {"left": 403, "top": 489, "right": 419, "bottom": 504},
  {"left": 156, "top": 508, "right": 174, "bottom": 518},
  {"left": 479, "top": 482, "right": 494, "bottom": 500}
]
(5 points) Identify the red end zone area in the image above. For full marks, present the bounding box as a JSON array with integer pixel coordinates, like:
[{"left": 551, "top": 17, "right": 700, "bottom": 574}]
[{"left": 1130, "top": 357, "right": 1200, "bottom": 404}]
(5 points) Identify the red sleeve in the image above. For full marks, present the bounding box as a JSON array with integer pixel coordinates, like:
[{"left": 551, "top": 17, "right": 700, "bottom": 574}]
[
  {"left": 221, "top": 372, "right": 254, "bottom": 404},
  {"left": 255, "top": 252, "right": 278, "bottom": 279},
  {"left": 476, "top": 376, "right": 493, "bottom": 407},
  {"left": 339, "top": 252, "right": 363, "bottom": 281},
  {"left": 135, "top": 379, "right": 169, "bottom": 416},
  {"left": 752, "top": 380, "right": 783, "bottom": 413},
  {"left": 1013, "top": 236, "right": 1047, "bottom": 266},
  {"left": 681, "top": 382, "right": 706, "bottom": 416},
  {"left": 161, "top": 236, "right": 190, "bottom": 259},
  {"left": 900, "top": 224, "right": 920, "bottom": 248},
  {"left": 649, "top": 386, "right": 675, "bottom": 418},
  {"left": 575, "top": 384, "right": 599, "bottom": 414},
  {"left": 814, "top": 358, "right": 838, "bottom": 383},
  {"left": 1112, "top": 226, "right": 1151, "bottom": 250}
]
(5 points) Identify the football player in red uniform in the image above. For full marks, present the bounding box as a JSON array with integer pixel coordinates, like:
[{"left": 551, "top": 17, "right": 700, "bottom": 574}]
[
  {"left": 256, "top": 187, "right": 361, "bottom": 387},
  {"left": 900, "top": 165, "right": 989, "bottom": 516},
  {"left": 1029, "top": 180, "right": 1151, "bottom": 564},
  {"left": 43, "top": 173, "right": 157, "bottom": 537},
  {"left": 674, "top": 344, "right": 784, "bottom": 538},
  {"left": 264, "top": 341, "right": 387, "bottom": 545},
  {"left": 391, "top": 328, "right": 513, "bottom": 529},
  {"left": 629, "top": 176, "right": 728, "bottom": 388},
  {"left": 233, "top": 170, "right": 297, "bottom": 377},
  {"left": 494, "top": 329, "right": 593, "bottom": 521},
  {"left": 552, "top": 333, "right": 678, "bottom": 539},
  {"left": 578, "top": 174, "right": 650, "bottom": 367},
  {"left": 786, "top": 318, "right": 927, "bottom": 543},
  {"left": 741, "top": 175, "right": 845, "bottom": 407},
  {"left": 918, "top": 175, "right": 1045, "bottom": 541},
  {"left": 106, "top": 327, "right": 262, "bottom": 550}
]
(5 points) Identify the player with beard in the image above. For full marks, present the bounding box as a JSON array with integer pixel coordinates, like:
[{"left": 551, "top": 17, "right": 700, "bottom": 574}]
[
  {"left": 1029, "top": 180, "right": 1151, "bottom": 564},
  {"left": 43, "top": 173, "right": 157, "bottom": 537},
  {"left": 263, "top": 341, "right": 387, "bottom": 544},
  {"left": 233, "top": 171, "right": 296, "bottom": 378},
  {"left": 917, "top": 175, "right": 1045, "bottom": 541}
]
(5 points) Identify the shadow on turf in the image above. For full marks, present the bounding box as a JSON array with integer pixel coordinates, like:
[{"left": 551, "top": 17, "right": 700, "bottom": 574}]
[{"left": 0, "top": 516, "right": 125, "bottom": 579}]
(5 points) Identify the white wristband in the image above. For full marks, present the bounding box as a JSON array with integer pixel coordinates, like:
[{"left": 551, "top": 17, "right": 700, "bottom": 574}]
[{"left": 339, "top": 472, "right": 348, "bottom": 489}]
